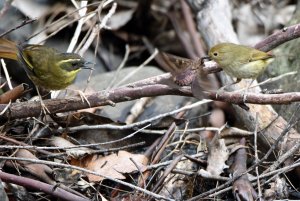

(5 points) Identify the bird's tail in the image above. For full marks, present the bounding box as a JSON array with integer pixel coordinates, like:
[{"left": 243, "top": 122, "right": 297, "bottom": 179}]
[{"left": 0, "top": 38, "right": 18, "bottom": 60}]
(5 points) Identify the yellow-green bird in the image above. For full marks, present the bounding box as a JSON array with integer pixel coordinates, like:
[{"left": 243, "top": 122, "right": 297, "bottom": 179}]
[
  {"left": 208, "top": 43, "right": 274, "bottom": 85},
  {"left": 0, "top": 38, "right": 91, "bottom": 90}
]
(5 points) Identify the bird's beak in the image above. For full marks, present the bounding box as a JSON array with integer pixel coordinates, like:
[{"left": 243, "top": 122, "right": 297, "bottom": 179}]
[
  {"left": 200, "top": 56, "right": 211, "bottom": 64},
  {"left": 84, "top": 61, "right": 95, "bottom": 65},
  {"left": 82, "top": 61, "right": 95, "bottom": 70}
]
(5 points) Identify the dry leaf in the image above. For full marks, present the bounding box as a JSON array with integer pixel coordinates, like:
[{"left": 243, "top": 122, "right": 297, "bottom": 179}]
[
  {"left": 49, "top": 136, "right": 93, "bottom": 158},
  {"left": 209, "top": 108, "right": 225, "bottom": 128},
  {"left": 15, "top": 149, "right": 54, "bottom": 184},
  {"left": 79, "top": 151, "right": 148, "bottom": 182},
  {"left": 108, "top": 9, "right": 135, "bottom": 30},
  {"left": 199, "top": 134, "right": 229, "bottom": 176}
]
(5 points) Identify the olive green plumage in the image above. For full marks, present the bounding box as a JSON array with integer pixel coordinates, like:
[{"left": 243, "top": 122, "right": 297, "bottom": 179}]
[
  {"left": 209, "top": 43, "right": 274, "bottom": 79},
  {"left": 0, "top": 38, "right": 90, "bottom": 90},
  {"left": 18, "top": 45, "right": 87, "bottom": 90}
]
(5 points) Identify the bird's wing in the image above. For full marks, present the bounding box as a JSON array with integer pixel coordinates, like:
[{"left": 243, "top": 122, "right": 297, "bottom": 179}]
[{"left": 250, "top": 49, "right": 274, "bottom": 62}]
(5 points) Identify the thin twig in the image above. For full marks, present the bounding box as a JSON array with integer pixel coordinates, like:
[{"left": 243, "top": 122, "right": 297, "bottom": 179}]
[
  {"left": 27, "top": 1, "right": 106, "bottom": 41},
  {"left": 115, "top": 48, "right": 159, "bottom": 86},
  {"left": 235, "top": 71, "right": 297, "bottom": 92},
  {"left": 139, "top": 127, "right": 220, "bottom": 134},
  {"left": 67, "top": 1, "right": 88, "bottom": 53},
  {"left": 78, "top": 1, "right": 116, "bottom": 56},
  {"left": 180, "top": 0, "right": 205, "bottom": 57},
  {"left": 106, "top": 44, "right": 131, "bottom": 89},
  {"left": 64, "top": 100, "right": 211, "bottom": 131},
  {"left": 1, "top": 59, "right": 12, "bottom": 90},
  {"left": 0, "top": 18, "right": 35, "bottom": 37},
  {"left": 254, "top": 113, "right": 262, "bottom": 200},
  {"left": 43, "top": 141, "right": 146, "bottom": 159}
]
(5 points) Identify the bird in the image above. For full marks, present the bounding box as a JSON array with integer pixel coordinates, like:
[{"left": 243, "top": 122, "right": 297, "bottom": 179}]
[
  {"left": 208, "top": 42, "right": 274, "bottom": 91},
  {"left": 0, "top": 38, "right": 92, "bottom": 113}
]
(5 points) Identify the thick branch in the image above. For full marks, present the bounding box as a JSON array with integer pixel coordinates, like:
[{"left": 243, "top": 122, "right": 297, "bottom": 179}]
[
  {"left": 3, "top": 78, "right": 300, "bottom": 121},
  {"left": 254, "top": 23, "right": 300, "bottom": 52}
]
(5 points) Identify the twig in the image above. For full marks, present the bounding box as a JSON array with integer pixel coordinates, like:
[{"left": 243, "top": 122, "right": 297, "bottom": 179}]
[
  {"left": 0, "top": 84, "right": 29, "bottom": 104},
  {"left": 140, "top": 102, "right": 189, "bottom": 189},
  {"left": 167, "top": 11, "right": 197, "bottom": 59},
  {"left": 254, "top": 113, "right": 262, "bottom": 200},
  {"left": 67, "top": 1, "right": 88, "bottom": 53},
  {"left": 151, "top": 154, "right": 183, "bottom": 193},
  {"left": 26, "top": 1, "right": 106, "bottom": 41},
  {"left": 180, "top": 0, "right": 205, "bottom": 57},
  {"left": 0, "top": 141, "right": 145, "bottom": 152},
  {"left": 266, "top": 138, "right": 300, "bottom": 172},
  {"left": 140, "top": 127, "right": 220, "bottom": 135},
  {"left": 125, "top": 97, "right": 152, "bottom": 124},
  {"left": 144, "top": 153, "right": 205, "bottom": 171},
  {"left": 235, "top": 71, "right": 297, "bottom": 92},
  {"left": 106, "top": 44, "right": 130, "bottom": 89},
  {"left": 43, "top": 141, "right": 146, "bottom": 159},
  {"left": 0, "top": 18, "right": 35, "bottom": 37},
  {"left": 65, "top": 99, "right": 212, "bottom": 131},
  {"left": 130, "top": 157, "right": 146, "bottom": 189},
  {"left": 115, "top": 48, "right": 159, "bottom": 86},
  {"left": 0, "top": 171, "right": 88, "bottom": 201},
  {"left": 0, "top": 133, "right": 52, "bottom": 155},
  {"left": 77, "top": 1, "right": 116, "bottom": 56},
  {"left": 1, "top": 59, "right": 12, "bottom": 90},
  {"left": 0, "top": 100, "right": 10, "bottom": 116},
  {"left": 100, "top": 1, "right": 116, "bottom": 29}
]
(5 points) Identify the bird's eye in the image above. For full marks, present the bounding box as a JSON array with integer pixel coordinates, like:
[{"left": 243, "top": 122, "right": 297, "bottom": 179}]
[
  {"left": 72, "top": 62, "right": 81, "bottom": 67},
  {"left": 213, "top": 52, "right": 218, "bottom": 56}
]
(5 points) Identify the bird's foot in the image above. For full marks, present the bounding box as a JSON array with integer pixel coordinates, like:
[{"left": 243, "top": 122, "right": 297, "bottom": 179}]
[
  {"left": 77, "top": 90, "right": 91, "bottom": 107},
  {"left": 216, "top": 85, "right": 227, "bottom": 99},
  {"left": 40, "top": 99, "right": 50, "bottom": 115},
  {"left": 242, "top": 88, "right": 249, "bottom": 103},
  {"left": 242, "top": 92, "right": 248, "bottom": 103}
]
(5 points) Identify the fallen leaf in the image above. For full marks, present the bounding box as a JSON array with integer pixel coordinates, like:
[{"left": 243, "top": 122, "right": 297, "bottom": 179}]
[
  {"left": 200, "top": 134, "right": 229, "bottom": 176},
  {"left": 108, "top": 9, "right": 135, "bottom": 30},
  {"left": 79, "top": 151, "right": 148, "bottom": 182},
  {"left": 49, "top": 136, "right": 93, "bottom": 158},
  {"left": 15, "top": 149, "right": 54, "bottom": 184}
]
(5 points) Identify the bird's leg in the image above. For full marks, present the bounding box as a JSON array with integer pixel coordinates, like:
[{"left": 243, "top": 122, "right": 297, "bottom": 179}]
[
  {"left": 77, "top": 90, "right": 91, "bottom": 107},
  {"left": 216, "top": 78, "right": 241, "bottom": 99},
  {"left": 35, "top": 86, "right": 50, "bottom": 115},
  {"left": 242, "top": 79, "right": 255, "bottom": 103},
  {"left": 66, "top": 88, "right": 91, "bottom": 107}
]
